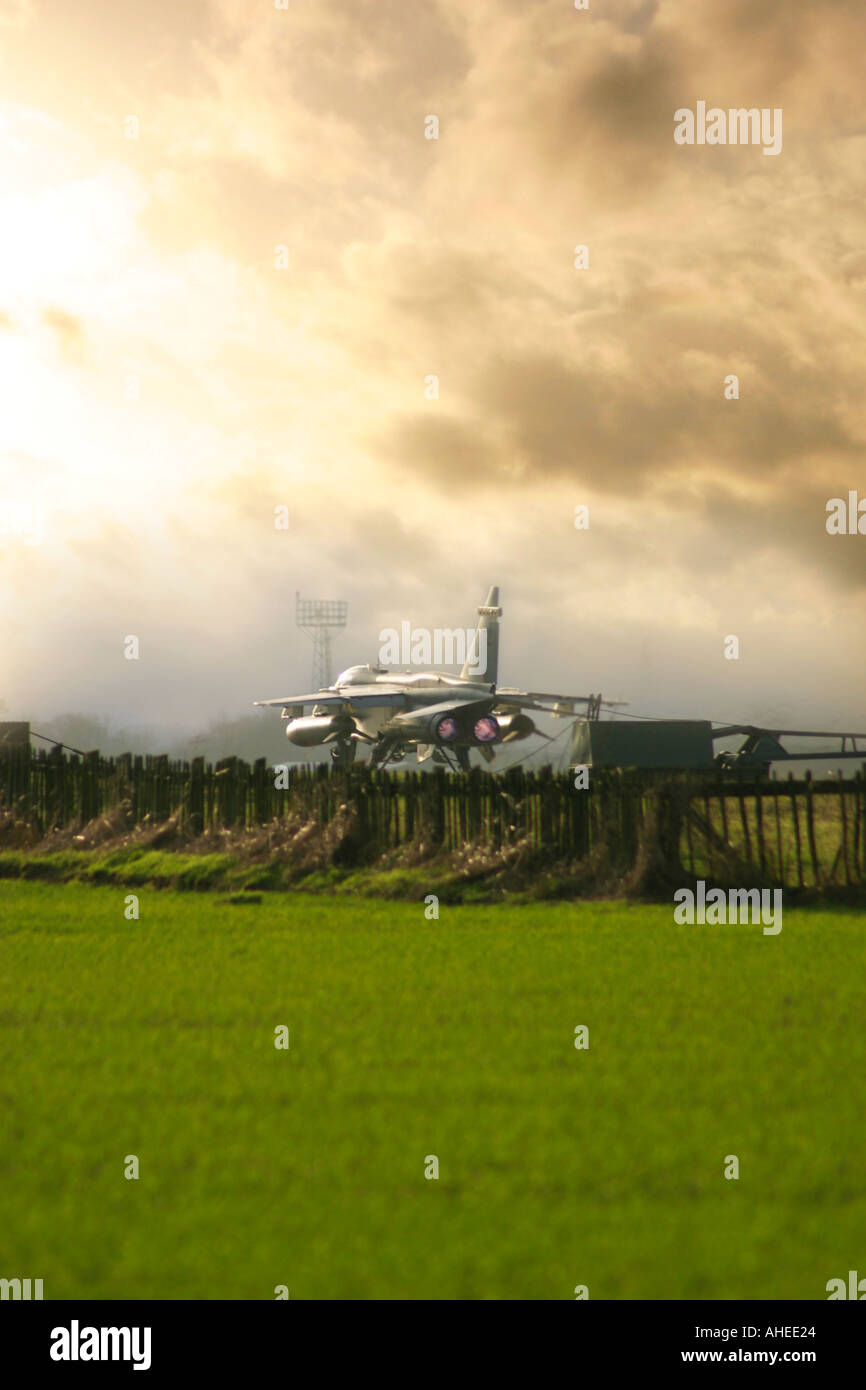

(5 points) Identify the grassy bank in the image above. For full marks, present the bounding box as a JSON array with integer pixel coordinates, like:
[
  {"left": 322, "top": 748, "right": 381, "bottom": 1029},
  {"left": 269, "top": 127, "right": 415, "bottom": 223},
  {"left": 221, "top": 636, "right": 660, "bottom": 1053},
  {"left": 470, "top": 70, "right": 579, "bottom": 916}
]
[{"left": 1, "top": 881, "right": 864, "bottom": 1298}]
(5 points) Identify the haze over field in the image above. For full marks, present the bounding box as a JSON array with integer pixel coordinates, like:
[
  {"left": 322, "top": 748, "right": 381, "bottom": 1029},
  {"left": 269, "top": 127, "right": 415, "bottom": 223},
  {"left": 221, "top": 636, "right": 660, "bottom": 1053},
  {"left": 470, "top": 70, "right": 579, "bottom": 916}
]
[{"left": 1, "top": 0, "right": 864, "bottom": 745}]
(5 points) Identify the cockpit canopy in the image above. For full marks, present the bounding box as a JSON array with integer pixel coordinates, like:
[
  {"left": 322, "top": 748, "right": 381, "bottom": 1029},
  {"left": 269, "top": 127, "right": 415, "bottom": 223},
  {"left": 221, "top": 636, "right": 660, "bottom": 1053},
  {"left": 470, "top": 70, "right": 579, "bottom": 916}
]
[{"left": 334, "top": 664, "right": 388, "bottom": 686}]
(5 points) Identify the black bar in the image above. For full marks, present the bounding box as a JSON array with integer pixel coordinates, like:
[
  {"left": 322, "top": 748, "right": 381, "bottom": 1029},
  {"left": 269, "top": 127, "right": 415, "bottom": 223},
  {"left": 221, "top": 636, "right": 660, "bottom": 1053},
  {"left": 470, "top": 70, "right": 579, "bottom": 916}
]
[{"left": 4, "top": 1298, "right": 863, "bottom": 1375}]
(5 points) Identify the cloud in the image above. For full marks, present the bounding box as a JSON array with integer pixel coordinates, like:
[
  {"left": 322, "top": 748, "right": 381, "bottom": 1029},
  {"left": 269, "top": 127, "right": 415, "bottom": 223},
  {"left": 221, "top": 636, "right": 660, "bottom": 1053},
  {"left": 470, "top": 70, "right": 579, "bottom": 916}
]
[
  {"left": 0, "top": 0, "right": 33, "bottom": 29},
  {"left": 0, "top": 0, "right": 864, "bottom": 729},
  {"left": 42, "top": 307, "right": 86, "bottom": 363}
]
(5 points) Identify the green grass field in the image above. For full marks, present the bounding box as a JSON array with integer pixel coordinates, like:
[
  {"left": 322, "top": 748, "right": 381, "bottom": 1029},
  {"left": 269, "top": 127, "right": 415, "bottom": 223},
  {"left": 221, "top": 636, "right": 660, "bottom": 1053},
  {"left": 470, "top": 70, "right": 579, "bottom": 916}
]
[{"left": 1, "top": 881, "right": 864, "bottom": 1300}]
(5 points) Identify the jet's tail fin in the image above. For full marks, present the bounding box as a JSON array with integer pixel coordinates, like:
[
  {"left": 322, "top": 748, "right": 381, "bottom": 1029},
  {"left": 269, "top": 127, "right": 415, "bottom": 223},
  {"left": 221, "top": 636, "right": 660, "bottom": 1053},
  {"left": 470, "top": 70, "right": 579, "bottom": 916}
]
[{"left": 461, "top": 585, "right": 501, "bottom": 685}]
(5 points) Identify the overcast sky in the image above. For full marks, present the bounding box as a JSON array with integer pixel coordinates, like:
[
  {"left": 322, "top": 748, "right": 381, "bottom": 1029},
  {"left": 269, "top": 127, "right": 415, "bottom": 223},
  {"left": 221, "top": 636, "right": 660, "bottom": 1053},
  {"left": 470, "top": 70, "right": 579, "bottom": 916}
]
[{"left": 0, "top": 0, "right": 864, "bottom": 740}]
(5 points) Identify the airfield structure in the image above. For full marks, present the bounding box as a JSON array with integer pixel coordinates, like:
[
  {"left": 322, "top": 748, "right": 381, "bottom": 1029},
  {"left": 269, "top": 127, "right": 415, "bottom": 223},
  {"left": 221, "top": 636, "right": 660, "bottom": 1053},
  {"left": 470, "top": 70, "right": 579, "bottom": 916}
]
[
  {"left": 570, "top": 717, "right": 866, "bottom": 778},
  {"left": 0, "top": 722, "right": 30, "bottom": 753},
  {"left": 295, "top": 594, "right": 348, "bottom": 691}
]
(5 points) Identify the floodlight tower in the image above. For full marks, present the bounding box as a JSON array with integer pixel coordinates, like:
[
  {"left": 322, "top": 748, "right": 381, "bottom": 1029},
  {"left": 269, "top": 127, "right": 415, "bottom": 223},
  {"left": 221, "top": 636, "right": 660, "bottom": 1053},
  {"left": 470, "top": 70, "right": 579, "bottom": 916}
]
[{"left": 295, "top": 593, "right": 348, "bottom": 690}]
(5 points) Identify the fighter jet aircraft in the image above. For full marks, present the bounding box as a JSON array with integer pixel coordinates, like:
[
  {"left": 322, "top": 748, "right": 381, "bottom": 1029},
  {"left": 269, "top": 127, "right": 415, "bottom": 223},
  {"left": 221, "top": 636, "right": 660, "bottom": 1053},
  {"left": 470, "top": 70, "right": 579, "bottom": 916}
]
[{"left": 254, "top": 586, "right": 624, "bottom": 770}]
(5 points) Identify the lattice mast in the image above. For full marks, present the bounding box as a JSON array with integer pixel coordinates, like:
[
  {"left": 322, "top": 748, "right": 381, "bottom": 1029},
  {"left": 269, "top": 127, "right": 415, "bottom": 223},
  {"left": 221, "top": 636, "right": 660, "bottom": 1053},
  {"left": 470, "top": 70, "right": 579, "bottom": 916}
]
[{"left": 295, "top": 594, "right": 348, "bottom": 690}]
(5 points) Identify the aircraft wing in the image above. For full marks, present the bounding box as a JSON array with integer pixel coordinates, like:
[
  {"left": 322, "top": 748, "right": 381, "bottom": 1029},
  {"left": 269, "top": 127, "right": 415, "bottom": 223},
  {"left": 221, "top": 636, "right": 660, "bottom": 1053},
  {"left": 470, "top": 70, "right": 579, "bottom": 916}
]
[
  {"left": 254, "top": 685, "right": 406, "bottom": 710},
  {"left": 711, "top": 724, "right": 866, "bottom": 741},
  {"left": 493, "top": 690, "right": 627, "bottom": 715}
]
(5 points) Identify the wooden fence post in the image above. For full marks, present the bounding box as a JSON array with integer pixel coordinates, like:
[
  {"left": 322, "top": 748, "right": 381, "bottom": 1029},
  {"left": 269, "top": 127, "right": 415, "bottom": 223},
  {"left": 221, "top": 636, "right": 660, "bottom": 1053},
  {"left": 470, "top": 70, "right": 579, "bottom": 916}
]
[{"left": 804, "top": 772, "right": 820, "bottom": 887}]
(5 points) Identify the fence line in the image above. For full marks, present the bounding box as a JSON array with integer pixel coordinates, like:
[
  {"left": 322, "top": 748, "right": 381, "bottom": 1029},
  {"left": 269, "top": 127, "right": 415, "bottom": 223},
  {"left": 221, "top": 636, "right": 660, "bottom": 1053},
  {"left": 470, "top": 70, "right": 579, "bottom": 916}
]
[{"left": 1, "top": 748, "right": 865, "bottom": 888}]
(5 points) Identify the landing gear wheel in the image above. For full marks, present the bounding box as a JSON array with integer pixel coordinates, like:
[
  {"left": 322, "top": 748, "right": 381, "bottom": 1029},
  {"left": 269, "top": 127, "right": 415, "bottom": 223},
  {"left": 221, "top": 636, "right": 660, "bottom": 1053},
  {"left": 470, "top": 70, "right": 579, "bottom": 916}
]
[{"left": 330, "top": 739, "right": 357, "bottom": 769}]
